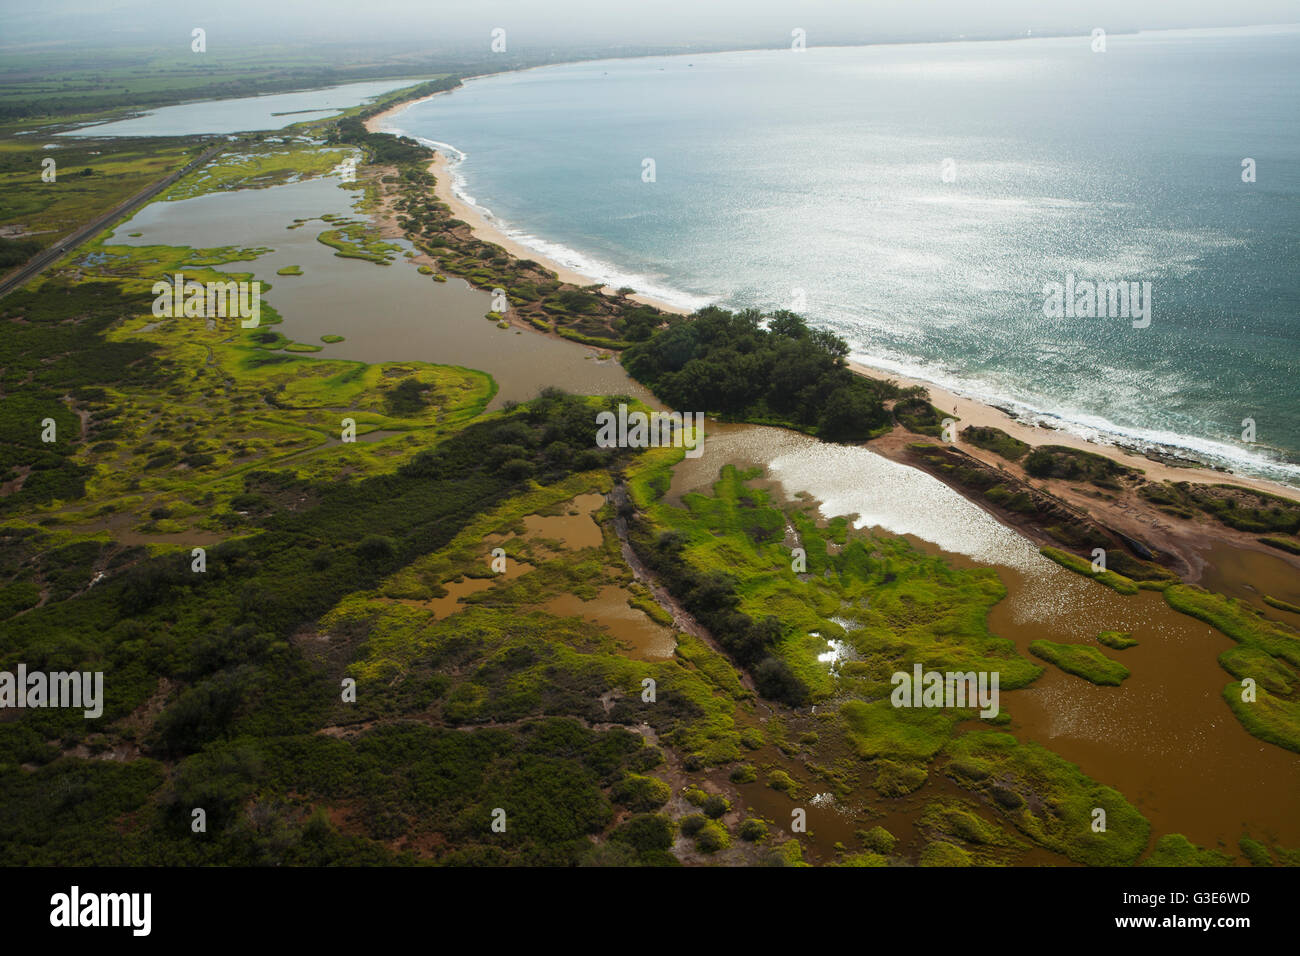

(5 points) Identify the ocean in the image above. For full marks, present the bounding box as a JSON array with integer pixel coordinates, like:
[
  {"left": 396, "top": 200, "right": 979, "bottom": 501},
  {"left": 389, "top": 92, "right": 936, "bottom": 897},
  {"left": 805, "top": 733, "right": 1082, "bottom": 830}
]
[{"left": 385, "top": 26, "right": 1300, "bottom": 485}]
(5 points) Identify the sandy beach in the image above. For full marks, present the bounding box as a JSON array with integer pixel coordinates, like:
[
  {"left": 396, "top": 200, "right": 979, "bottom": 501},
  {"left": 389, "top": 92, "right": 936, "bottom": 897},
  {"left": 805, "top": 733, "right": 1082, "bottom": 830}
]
[
  {"left": 857, "top": 360, "right": 1288, "bottom": 491},
  {"left": 364, "top": 94, "right": 1300, "bottom": 518},
  {"left": 367, "top": 97, "right": 688, "bottom": 316}
]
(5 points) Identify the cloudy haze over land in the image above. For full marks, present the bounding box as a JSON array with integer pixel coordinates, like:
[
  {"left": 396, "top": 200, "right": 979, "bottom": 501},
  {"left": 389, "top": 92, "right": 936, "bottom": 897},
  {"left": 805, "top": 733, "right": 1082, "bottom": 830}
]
[{"left": 5, "top": 0, "right": 1300, "bottom": 49}]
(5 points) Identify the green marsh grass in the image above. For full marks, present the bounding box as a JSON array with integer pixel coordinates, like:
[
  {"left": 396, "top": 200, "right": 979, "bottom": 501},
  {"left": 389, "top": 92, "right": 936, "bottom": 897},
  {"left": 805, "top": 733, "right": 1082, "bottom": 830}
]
[{"left": 1030, "top": 640, "right": 1130, "bottom": 686}]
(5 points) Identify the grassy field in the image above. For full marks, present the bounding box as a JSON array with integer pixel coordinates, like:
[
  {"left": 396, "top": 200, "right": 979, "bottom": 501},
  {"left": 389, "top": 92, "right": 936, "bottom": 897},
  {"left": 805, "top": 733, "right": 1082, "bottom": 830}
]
[
  {"left": 960, "top": 424, "right": 1030, "bottom": 461},
  {"left": 160, "top": 139, "right": 354, "bottom": 202},
  {"left": 1141, "top": 480, "right": 1300, "bottom": 534},
  {"left": 943, "top": 732, "right": 1149, "bottom": 865},
  {"left": 2, "top": 234, "right": 497, "bottom": 533},
  {"left": 0, "top": 134, "right": 213, "bottom": 260}
]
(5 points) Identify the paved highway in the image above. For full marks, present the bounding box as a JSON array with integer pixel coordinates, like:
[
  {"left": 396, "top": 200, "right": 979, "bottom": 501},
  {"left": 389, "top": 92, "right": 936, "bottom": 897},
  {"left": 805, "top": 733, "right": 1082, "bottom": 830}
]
[{"left": 0, "top": 141, "right": 225, "bottom": 299}]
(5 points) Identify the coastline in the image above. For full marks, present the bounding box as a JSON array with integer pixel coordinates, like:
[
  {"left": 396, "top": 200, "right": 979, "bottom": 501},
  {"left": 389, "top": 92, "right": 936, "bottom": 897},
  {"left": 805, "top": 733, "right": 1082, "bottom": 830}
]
[
  {"left": 363, "top": 93, "right": 1300, "bottom": 523},
  {"left": 855, "top": 360, "right": 1290, "bottom": 494},
  {"left": 367, "top": 96, "right": 690, "bottom": 316}
]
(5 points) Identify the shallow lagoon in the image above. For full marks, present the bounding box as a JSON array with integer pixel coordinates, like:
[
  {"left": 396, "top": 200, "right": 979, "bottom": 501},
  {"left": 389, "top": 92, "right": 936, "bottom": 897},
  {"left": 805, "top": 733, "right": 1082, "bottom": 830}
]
[
  {"left": 671, "top": 422, "right": 1300, "bottom": 849},
  {"left": 59, "top": 79, "right": 430, "bottom": 138},
  {"left": 107, "top": 175, "right": 654, "bottom": 410}
]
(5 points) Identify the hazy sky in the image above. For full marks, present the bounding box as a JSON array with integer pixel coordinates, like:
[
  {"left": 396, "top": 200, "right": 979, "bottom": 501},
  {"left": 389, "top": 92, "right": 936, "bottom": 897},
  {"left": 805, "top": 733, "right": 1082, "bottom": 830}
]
[{"left": 5, "top": 0, "right": 1300, "bottom": 51}]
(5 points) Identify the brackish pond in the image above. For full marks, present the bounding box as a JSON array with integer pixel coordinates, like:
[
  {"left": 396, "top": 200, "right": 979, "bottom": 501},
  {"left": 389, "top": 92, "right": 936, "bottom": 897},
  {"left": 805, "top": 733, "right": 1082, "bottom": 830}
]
[
  {"left": 59, "top": 79, "right": 430, "bottom": 138},
  {"left": 107, "top": 176, "right": 654, "bottom": 410},
  {"left": 671, "top": 422, "right": 1300, "bottom": 851}
]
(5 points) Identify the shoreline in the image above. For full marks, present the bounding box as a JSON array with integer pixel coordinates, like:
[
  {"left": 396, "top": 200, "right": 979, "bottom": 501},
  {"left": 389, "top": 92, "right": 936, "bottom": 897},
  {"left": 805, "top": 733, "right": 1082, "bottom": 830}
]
[
  {"left": 363, "top": 94, "right": 1300, "bottom": 514},
  {"left": 366, "top": 96, "right": 693, "bottom": 317},
  {"left": 852, "top": 359, "right": 1295, "bottom": 496}
]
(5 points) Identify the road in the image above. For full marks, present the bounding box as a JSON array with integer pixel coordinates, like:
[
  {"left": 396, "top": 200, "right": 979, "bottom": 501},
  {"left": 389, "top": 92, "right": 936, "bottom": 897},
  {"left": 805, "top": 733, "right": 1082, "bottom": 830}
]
[{"left": 0, "top": 141, "right": 225, "bottom": 299}]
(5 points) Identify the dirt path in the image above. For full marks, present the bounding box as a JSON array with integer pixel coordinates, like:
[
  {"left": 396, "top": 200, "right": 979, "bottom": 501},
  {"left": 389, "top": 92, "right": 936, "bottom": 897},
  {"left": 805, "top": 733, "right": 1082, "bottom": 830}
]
[{"left": 608, "top": 484, "right": 758, "bottom": 694}]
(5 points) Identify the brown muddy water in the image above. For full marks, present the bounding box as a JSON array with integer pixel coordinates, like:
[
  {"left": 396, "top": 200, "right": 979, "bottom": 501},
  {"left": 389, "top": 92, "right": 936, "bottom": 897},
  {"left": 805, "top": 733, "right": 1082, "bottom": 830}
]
[
  {"left": 543, "top": 586, "right": 675, "bottom": 661},
  {"left": 419, "top": 493, "right": 610, "bottom": 617},
  {"left": 424, "top": 494, "right": 675, "bottom": 660},
  {"left": 672, "top": 421, "right": 1300, "bottom": 854},
  {"left": 493, "top": 493, "right": 676, "bottom": 660},
  {"left": 487, "top": 493, "right": 608, "bottom": 551},
  {"left": 410, "top": 559, "right": 534, "bottom": 619},
  {"left": 106, "top": 176, "right": 654, "bottom": 410},
  {"left": 1197, "top": 539, "right": 1300, "bottom": 611}
]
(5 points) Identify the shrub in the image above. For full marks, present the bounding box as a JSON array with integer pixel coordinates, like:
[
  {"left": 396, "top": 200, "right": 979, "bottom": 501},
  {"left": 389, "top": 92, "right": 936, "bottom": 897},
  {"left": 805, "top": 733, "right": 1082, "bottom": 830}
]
[
  {"left": 858, "top": 826, "right": 897, "bottom": 854},
  {"left": 694, "top": 820, "right": 730, "bottom": 854},
  {"left": 679, "top": 813, "right": 707, "bottom": 836},
  {"left": 739, "top": 818, "right": 768, "bottom": 842},
  {"left": 611, "top": 774, "right": 671, "bottom": 813},
  {"left": 767, "top": 770, "right": 796, "bottom": 793},
  {"left": 729, "top": 764, "right": 757, "bottom": 784},
  {"left": 610, "top": 814, "right": 676, "bottom": 856},
  {"left": 701, "top": 794, "right": 729, "bottom": 819},
  {"left": 355, "top": 535, "right": 397, "bottom": 562}
]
